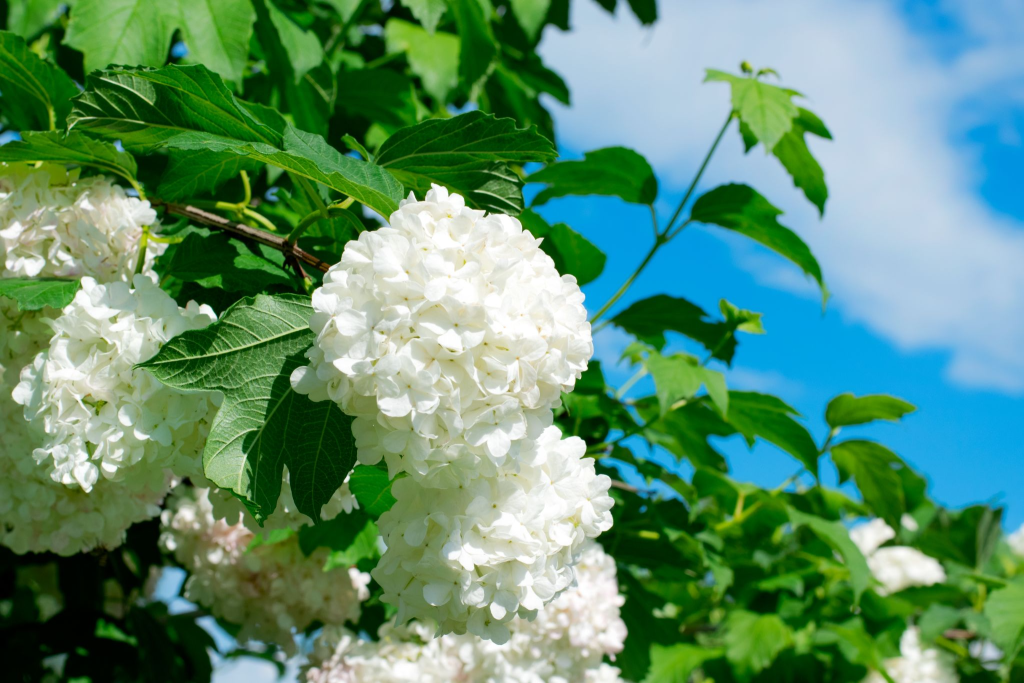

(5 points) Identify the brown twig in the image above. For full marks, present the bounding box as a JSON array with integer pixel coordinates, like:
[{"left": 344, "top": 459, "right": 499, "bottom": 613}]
[
  {"left": 610, "top": 479, "right": 639, "bottom": 494},
  {"left": 155, "top": 201, "right": 331, "bottom": 274}
]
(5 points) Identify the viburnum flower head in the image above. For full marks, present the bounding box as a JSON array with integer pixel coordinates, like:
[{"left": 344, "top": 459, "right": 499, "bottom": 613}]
[
  {"left": 1, "top": 277, "right": 216, "bottom": 555},
  {"left": 850, "top": 518, "right": 947, "bottom": 596},
  {"left": 0, "top": 164, "right": 161, "bottom": 282},
  {"left": 13, "top": 275, "right": 217, "bottom": 491},
  {"left": 306, "top": 542, "right": 627, "bottom": 683},
  {"left": 292, "top": 185, "right": 593, "bottom": 480},
  {"left": 160, "top": 487, "right": 371, "bottom": 650},
  {"left": 864, "top": 627, "right": 958, "bottom": 683},
  {"left": 0, "top": 164, "right": 162, "bottom": 387},
  {"left": 372, "top": 427, "right": 613, "bottom": 643}
]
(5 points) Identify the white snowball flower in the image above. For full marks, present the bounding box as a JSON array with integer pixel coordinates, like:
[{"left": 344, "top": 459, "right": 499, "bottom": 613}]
[
  {"left": 850, "top": 519, "right": 946, "bottom": 596},
  {"left": 0, "top": 397, "right": 178, "bottom": 556},
  {"left": 0, "top": 277, "right": 216, "bottom": 556},
  {"left": 372, "top": 427, "right": 613, "bottom": 642},
  {"left": 865, "top": 628, "right": 959, "bottom": 683},
  {"left": 306, "top": 542, "right": 626, "bottom": 683},
  {"left": 160, "top": 487, "right": 371, "bottom": 651},
  {"left": 1007, "top": 523, "right": 1024, "bottom": 557},
  {"left": 0, "top": 164, "right": 163, "bottom": 388},
  {"left": 292, "top": 185, "right": 593, "bottom": 480},
  {"left": 0, "top": 164, "right": 162, "bottom": 281},
  {"left": 13, "top": 275, "right": 217, "bottom": 491}
]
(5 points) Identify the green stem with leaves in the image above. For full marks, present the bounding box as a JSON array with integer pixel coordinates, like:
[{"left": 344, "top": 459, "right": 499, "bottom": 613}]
[{"left": 589, "top": 112, "right": 735, "bottom": 324}]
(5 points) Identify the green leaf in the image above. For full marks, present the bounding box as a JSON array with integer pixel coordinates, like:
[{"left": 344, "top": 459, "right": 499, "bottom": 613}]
[
  {"left": 384, "top": 19, "right": 460, "bottom": 104},
  {"left": 726, "top": 391, "right": 819, "bottom": 475},
  {"left": 770, "top": 108, "right": 831, "bottom": 216},
  {"left": 348, "top": 465, "right": 398, "bottom": 519},
  {"left": 69, "top": 64, "right": 286, "bottom": 152},
  {"left": 723, "top": 610, "right": 792, "bottom": 680},
  {"left": 643, "top": 643, "right": 721, "bottom": 683},
  {"left": 917, "top": 604, "right": 964, "bottom": 643},
  {"left": 705, "top": 70, "right": 798, "bottom": 151},
  {"left": 6, "top": 0, "right": 65, "bottom": 40},
  {"left": 323, "top": 0, "right": 364, "bottom": 23},
  {"left": 610, "top": 294, "right": 762, "bottom": 363},
  {"left": 64, "top": 0, "right": 177, "bottom": 74},
  {"left": 510, "top": 0, "right": 551, "bottom": 40},
  {"left": 519, "top": 209, "right": 605, "bottom": 284},
  {"left": 157, "top": 150, "right": 261, "bottom": 201},
  {"left": 376, "top": 110, "right": 556, "bottom": 214},
  {"left": 445, "top": 0, "right": 497, "bottom": 89},
  {"left": 830, "top": 440, "right": 906, "bottom": 529},
  {"left": 626, "top": 0, "right": 657, "bottom": 24},
  {"left": 984, "top": 578, "right": 1024, "bottom": 663},
  {"left": 336, "top": 68, "right": 419, "bottom": 130},
  {"left": 177, "top": 0, "right": 257, "bottom": 85},
  {"left": 788, "top": 506, "right": 871, "bottom": 601},
  {"left": 825, "top": 393, "right": 916, "bottom": 429},
  {"left": 399, "top": 0, "right": 447, "bottom": 33},
  {"left": 297, "top": 509, "right": 371, "bottom": 556},
  {"left": 252, "top": 0, "right": 333, "bottom": 136},
  {"left": 0, "top": 278, "right": 80, "bottom": 311},
  {"left": 263, "top": 0, "right": 323, "bottom": 82},
  {"left": 0, "top": 31, "right": 79, "bottom": 131},
  {"left": 647, "top": 352, "right": 728, "bottom": 416},
  {"left": 528, "top": 146, "right": 658, "bottom": 206},
  {"left": 617, "top": 572, "right": 678, "bottom": 681},
  {"left": 138, "top": 294, "right": 356, "bottom": 524},
  {"left": 69, "top": 65, "right": 403, "bottom": 216},
  {"left": 163, "top": 232, "right": 294, "bottom": 292},
  {"left": 0, "top": 131, "right": 138, "bottom": 185},
  {"left": 655, "top": 401, "right": 732, "bottom": 470},
  {"left": 324, "top": 517, "right": 381, "bottom": 568},
  {"left": 691, "top": 183, "right": 826, "bottom": 301}
]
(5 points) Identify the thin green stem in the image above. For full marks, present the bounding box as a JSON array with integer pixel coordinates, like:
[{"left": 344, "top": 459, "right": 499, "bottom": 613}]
[
  {"left": 649, "top": 203, "right": 660, "bottom": 239},
  {"left": 588, "top": 111, "right": 734, "bottom": 325},
  {"left": 287, "top": 202, "right": 354, "bottom": 243},
  {"left": 616, "top": 367, "right": 649, "bottom": 399},
  {"left": 662, "top": 112, "right": 734, "bottom": 237},
  {"left": 240, "top": 170, "right": 252, "bottom": 207},
  {"left": 133, "top": 226, "right": 149, "bottom": 276},
  {"left": 242, "top": 207, "right": 279, "bottom": 235},
  {"left": 589, "top": 236, "right": 664, "bottom": 324}
]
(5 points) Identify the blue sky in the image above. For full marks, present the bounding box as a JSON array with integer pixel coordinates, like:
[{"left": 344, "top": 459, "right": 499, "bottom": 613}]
[{"left": 534, "top": 0, "right": 1024, "bottom": 528}]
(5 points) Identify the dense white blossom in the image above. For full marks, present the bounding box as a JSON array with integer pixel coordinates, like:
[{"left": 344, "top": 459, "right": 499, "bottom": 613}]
[
  {"left": 160, "top": 487, "right": 370, "bottom": 650},
  {"left": 864, "top": 628, "right": 959, "bottom": 683},
  {"left": 372, "top": 427, "right": 613, "bottom": 642},
  {"left": 0, "top": 164, "right": 161, "bottom": 282},
  {"left": 13, "top": 276, "right": 217, "bottom": 490},
  {"left": 851, "top": 519, "right": 946, "bottom": 596},
  {"left": 0, "top": 165, "right": 162, "bottom": 388},
  {"left": 0, "top": 277, "right": 215, "bottom": 555},
  {"left": 306, "top": 542, "right": 626, "bottom": 683},
  {"left": 292, "top": 185, "right": 593, "bottom": 481}
]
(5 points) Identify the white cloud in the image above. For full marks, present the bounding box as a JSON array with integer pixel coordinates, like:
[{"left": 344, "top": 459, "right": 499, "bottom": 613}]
[{"left": 540, "top": 0, "right": 1024, "bottom": 393}]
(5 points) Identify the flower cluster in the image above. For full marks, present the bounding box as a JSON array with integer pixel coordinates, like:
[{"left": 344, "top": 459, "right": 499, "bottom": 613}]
[
  {"left": 0, "top": 165, "right": 160, "bottom": 282},
  {"left": 373, "top": 428, "right": 614, "bottom": 641},
  {"left": 306, "top": 542, "right": 626, "bottom": 683},
  {"left": 160, "top": 487, "right": 370, "bottom": 650},
  {"left": 865, "top": 628, "right": 959, "bottom": 683},
  {"left": 850, "top": 519, "right": 946, "bottom": 596},
  {"left": 291, "top": 184, "right": 593, "bottom": 480},
  {"left": 293, "top": 186, "right": 611, "bottom": 641},
  {"left": 1, "top": 276, "right": 216, "bottom": 555}
]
